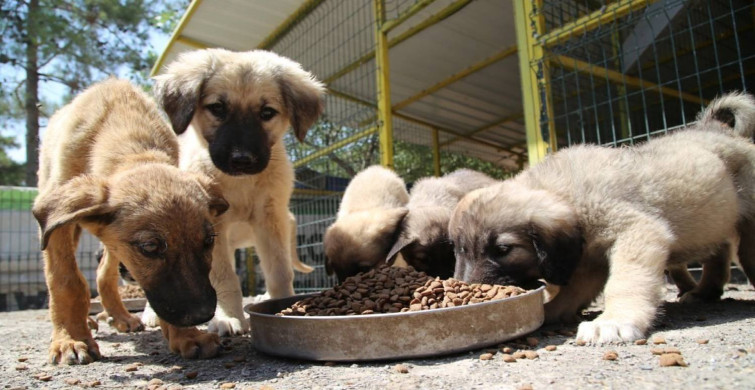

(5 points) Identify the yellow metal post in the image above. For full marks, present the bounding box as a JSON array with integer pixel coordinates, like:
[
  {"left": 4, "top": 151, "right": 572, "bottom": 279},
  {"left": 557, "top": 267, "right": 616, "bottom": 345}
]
[
  {"left": 514, "top": 0, "right": 554, "bottom": 166},
  {"left": 374, "top": 0, "right": 394, "bottom": 168},
  {"left": 431, "top": 128, "right": 441, "bottom": 177}
]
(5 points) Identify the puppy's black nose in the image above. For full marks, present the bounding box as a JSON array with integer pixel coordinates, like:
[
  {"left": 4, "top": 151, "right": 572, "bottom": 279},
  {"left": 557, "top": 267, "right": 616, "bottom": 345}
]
[{"left": 229, "top": 150, "right": 256, "bottom": 172}]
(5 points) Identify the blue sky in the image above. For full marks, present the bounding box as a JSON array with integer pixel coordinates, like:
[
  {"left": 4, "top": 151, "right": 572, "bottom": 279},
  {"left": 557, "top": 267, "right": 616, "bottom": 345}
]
[{"left": 2, "top": 32, "right": 171, "bottom": 163}]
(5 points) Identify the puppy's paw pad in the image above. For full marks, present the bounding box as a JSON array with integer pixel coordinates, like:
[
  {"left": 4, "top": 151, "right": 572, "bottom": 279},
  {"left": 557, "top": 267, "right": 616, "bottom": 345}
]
[
  {"left": 577, "top": 319, "right": 644, "bottom": 344},
  {"left": 208, "top": 315, "right": 250, "bottom": 337},
  {"left": 140, "top": 305, "right": 159, "bottom": 328},
  {"left": 49, "top": 337, "right": 101, "bottom": 365}
]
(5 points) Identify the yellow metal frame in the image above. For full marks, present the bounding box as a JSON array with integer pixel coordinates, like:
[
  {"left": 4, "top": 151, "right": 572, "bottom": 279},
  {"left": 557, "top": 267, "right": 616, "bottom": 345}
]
[
  {"left": 292, "top": 126, "right": 379, "bottom": 168},
  {"left": 431, "top": 128, "right": 441, "bottom": 176},
  {"left": 374, "top": 0, "right": 394, "bottom": 168},
  {"left": 257, "top": 0, "right": 326, "bottom": 50},
  {"left": 150, "top": 0, "right": 204, "bottom": 76}
]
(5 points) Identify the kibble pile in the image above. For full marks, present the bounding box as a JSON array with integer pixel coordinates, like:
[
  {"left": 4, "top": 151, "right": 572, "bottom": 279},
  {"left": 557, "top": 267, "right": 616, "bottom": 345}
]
[{"left": 278, "top": 265, "right": 526, "bottom": 316}]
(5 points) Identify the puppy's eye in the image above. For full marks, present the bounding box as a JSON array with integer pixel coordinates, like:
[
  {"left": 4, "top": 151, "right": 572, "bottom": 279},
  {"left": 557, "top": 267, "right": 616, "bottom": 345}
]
[
  {"left": 205, "top": 102, "right": 227, "bottom": 120},
  {"left": 136, "top": 238, "right": 166, "bottom": 257},
  {"left": 204, "top": 233, "right": 217, "bottom": 248},
  {"left": 260, "top": 107, "right": 277, "bottom": 121},
  {"left": 491, "top": 244, "right": 512, "bottom": 258}
]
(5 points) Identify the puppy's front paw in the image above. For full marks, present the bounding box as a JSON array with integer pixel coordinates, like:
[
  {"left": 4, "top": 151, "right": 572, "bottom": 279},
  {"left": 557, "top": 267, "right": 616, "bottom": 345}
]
[
  {"left": 576, "top": 318, "right": 645, "bottom": 344},
  {"left": 97, "top": 311, "right": 144, "bottom": 332},
  {"left": 49, "top": 335, "right": 101, "bottom": 365},
  {"left": 164, "top": 327, "right": 221, "bottom": 359},
  {"left": 208, "top": 312, "right": 250, "bottom": 337},
  {"left": 679, "top": 287, "right": 723, "bottom": 304},
  {"left": 140, "top": 304, "right": 159, "bottom": 327}
]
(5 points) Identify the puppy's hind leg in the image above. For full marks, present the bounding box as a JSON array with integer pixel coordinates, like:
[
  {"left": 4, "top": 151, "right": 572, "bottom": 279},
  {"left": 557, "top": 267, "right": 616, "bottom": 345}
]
[
  {"left": 679, "top": 239, "right": 734, "bottom": 303},
  {"left": 95, "top": 246, "right": 144, "bottom": 332},
  {"left": 207, "top": 232, "right": 249, "bottom": 336},
  {"left": 737, "top": 219, "right": 755, "bottom": 287},
  {"left": 577, "top": 218, "right": 671, "bottom": 344},
  {"left": 255, "top": 206, "right": 295, "bottom": 299},
  {"left": 45, "top": 225, "right": 101, "bottom": 364}
]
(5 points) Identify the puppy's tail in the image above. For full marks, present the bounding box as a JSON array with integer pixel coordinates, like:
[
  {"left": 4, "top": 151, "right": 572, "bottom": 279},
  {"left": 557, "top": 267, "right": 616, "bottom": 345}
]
[{"left": 696, "top": 92, "right": 755, "bottom": 140}]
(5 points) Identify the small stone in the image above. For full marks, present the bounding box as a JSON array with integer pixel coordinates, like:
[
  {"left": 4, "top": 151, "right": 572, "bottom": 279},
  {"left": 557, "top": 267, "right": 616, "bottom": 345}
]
[
  {"left": 502, "top": 347, "right": 514, "bottom": 354},
  {"left": 37, "top": 374, "right": 53, "bottom": 382},
  {"left": 185, "top": 371, "right": 198, "bottom": 379},
  {"left": 653, "top": 336, "right": 667, "bottom": 345},
  {"left": 65, "top": 378, "right": 80, "bottom": 386},
  {"left": 232, "top": 356, "right": 246, "bottom": 363},
  {"left": 523, "top": 351, "right": 539, "bottom": 359},
  {"left": 15, "top": 364, "right": 27, "bottom": 371},
  {"left": 88, "top": 380, "right": 102, "bottom": 387},
  {"left": 518, "top": 384, "right": 534, "bottom": 390},
  {"left": 220, "top": 383, "right": 235, "bottom": 389},
  {"left": 544, "top": 345, "right": 557, "bottom": 352},
  {"left": 125, "top": 364, "right": 139, "bottom": 372},
  {"left": 512, "top": 351, "right": 527, "bottom": 359},
  {"left": 526, "top": 337, "right": 539, "bottom": 347},
  {"left": 603, "top": 350, "right": 618, "bottom": 361},
  {"left": 575, "top": 340, "right": 586, "bottom": 346},
  {"left": 480, "top": 353, "right": 494, "bottom": 361},
  {"left": 323, "top": 362, "right": 335, "bottom": 367},
  {"left": 659, "top": 353, "right": 688, "bottom": 367},
  {"left": 651, "top": 348, "right": 665, "bottom": 355},
  {"left": 148, "top": 379, "right": 164, "bottom": 386},
  {"left": 224, "top": 362, "right": 236, "bottom": 369},
  {"left": 17, "top": 357, "right": 28, "bottom": 362},
  {"left": 635, "top": 339, "right": 647, "bottom": 345},
  {"left": 394, "top": 364, "right": 409, "bottom": 374},
  {"left": 501, "top": 354, "right": 517, "bottom": 363},
  {"left": 664, "top": 347, "right": 681, "bottom": 355},
  {"left": 697, "top": 339, "right": 709, "bottom": 345}
]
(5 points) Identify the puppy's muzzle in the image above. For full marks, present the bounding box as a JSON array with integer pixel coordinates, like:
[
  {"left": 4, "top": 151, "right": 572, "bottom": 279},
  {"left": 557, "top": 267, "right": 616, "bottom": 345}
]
[
  {"left": 229, "top": 150, "right": 260, "bottom": 174},
  {"left": 145, "top": 283, "right": 217, "bottom": 327}
]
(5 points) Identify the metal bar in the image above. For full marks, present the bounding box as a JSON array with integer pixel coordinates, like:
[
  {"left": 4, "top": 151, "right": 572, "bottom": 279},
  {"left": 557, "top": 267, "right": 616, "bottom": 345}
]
[
  {"left": 176, "top": 36, "right": 210, "bottom": 49},
  {"left": 150, "top": 0, "right": 204, "bottom": 76},
  {"left": 513, "top": 0, "right": 550, "bottom": 165},
  {"left": 393, "top": 45, "right": 518, "bottom": 111},
  {"left": 438, "top": 112, "right": 524, "bottom": 147},
  {"left": 257, "top": 0, "right": 326, "bottom": 49},
  {"left": 292, "top": 188, "right": 344, "bottom": 196},
  {"left": 292, "top": 126, "right": 379, "bottom": 168},
  {"left": 540, "top": 0, "right": 659, "bottom": 48},
  {"left": 323, "top": 0, "right": 473, "bottom": 85},
  {"left": 374, "top": 0, "right": 394, "bottom": 168},
  {"left": 431, "top": 128, "right": 441, "bottom": 177},
  {"left": 381, "top": 0, "right": 436, "bottom": 33},
  {"left": 552, "top": 55, "right": 708, "bottom": 105}
]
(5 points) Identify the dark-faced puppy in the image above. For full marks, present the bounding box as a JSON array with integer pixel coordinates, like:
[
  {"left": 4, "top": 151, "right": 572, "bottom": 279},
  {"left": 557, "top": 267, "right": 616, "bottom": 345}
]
[
  {"left": 450, "top": 93, "right": 755, "bottom": 344},
  {"left": 324, "top": 165, "right": 409, "bottom": 281},
  {"left": 32, "top": 79, "right": 228, "bottom": 364},
  {"left": 153, "top": 49, "right": 325, "bottom": 336},
  {"left": 387, "top": 169, "right": 496, "bottom": 278}
]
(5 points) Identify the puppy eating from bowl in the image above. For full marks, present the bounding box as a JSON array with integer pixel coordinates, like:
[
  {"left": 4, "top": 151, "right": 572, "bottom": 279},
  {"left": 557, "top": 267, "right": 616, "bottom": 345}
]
[
  {"left": 449, "top": 93, "right": 755, "bottom": 343},
  {"left": 33, "top": 79, "right": 229, "bottom": 363}
]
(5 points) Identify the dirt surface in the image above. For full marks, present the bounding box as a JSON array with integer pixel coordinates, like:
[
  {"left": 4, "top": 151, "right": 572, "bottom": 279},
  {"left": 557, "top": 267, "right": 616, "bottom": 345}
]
[{"left": 2, "top": 281, "right": 754, "bottom": 390}]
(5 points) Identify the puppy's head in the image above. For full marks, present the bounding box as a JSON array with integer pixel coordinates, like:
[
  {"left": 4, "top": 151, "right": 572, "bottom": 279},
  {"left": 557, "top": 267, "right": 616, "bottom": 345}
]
[
  {"left": 33, "top": 167, "right": 229, "bottom": 327},
  {"left": 323, "top": 208, "right": 408, "bottom": 282},
  {"left": 449, "top": 182, "right": 582, "bottom": 287},
  {"left": 386, "top": 207, "right": 455, "bottom": 278},
  {"left": 154, "top": 49, "right": 325, "bottom": 176}
]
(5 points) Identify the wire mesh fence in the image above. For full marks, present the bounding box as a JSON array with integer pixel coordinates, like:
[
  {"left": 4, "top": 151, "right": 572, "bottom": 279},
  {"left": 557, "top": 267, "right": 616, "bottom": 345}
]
[{"left": 530, "top": 0, "right": 755, "bottom": 147}]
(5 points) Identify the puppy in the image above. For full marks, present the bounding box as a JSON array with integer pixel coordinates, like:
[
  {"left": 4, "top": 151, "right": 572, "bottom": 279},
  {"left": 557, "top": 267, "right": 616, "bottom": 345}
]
[
  {"left": 153, "top": 49, "right": 325, "bottom": 336},
  {"left": 324, "top": 165, "right": 409, "bottom": 281},
  {"left": 386, "top": 169, "right": 496, "bottom": 278},
  {"left": 32, "top": 79, "right": 229, "bottom": 364},
  {"left": 449, "top": 93, "right": 755, "bottom": 343}
]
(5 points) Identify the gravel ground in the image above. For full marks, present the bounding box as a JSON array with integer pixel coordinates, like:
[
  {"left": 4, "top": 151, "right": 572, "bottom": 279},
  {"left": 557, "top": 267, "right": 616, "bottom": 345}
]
[{"left": 2, "top": 280, "right": 754, "bottom": 390}]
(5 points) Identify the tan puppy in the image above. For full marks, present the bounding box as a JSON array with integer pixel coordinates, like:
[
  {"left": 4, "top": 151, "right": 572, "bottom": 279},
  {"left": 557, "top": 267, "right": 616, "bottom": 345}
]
[
  {"left": 33, "top": 79, "right": 229, "bottom": 364},
  {"left": 153, "top": 49, "right": 325, "bottom": 336},
  {"left": 386, "top": 169, "right": 496, "bottom": 278},
  {"left": 324, "top": 165, "right": 409, "bottom": 281},
  {"left": 450, "top": 93, "right": 755, "bottom": 343}
]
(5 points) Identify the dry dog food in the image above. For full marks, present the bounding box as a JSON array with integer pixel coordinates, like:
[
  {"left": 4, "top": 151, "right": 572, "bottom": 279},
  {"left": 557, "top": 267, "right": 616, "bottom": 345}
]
[{"left": 278, "top": 265, "right": 526, "bottom": 316}]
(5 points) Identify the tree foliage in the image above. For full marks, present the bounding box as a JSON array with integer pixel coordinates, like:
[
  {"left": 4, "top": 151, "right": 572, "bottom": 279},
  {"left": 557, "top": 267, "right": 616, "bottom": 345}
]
[
  {"left": 0, "top": 0, "right": 186, "bottom": 186},
  {"left": 0, "top": 134, "right": 25, "bottom": 185}
]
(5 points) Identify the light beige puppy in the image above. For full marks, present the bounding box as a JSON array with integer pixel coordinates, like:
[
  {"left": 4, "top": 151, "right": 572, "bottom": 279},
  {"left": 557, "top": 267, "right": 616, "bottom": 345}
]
[
  {"left": 33, "top": 79, "right": 229, "bottom": 363},
  {"left": 324, "top": 165, "right": 409, "bottom": 281},
  {"left": 153, "top": 49, "right": 325, "bottom": 336},
  {"left": 450, "top": 93, "right": 755, "bottom": 344},
  {"left": 387, "top": 169, "right": 496, "bottom": 278}
]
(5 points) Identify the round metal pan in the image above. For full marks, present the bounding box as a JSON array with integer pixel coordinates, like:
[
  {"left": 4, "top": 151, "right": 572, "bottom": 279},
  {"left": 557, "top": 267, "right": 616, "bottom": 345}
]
[{"left": 245, "top": 284, "right": 544, "bottom": 362}]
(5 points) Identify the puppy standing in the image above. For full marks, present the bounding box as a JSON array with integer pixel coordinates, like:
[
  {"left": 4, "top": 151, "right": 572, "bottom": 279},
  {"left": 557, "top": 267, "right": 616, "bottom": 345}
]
[
  {"left": 154, "top": 49, "right": 325, "bottom": 335},
  {"left": 324, "top": 165, "right": 409, "bottom": 281},
  {"left": 450, "top": 93, "right": 755, "bottom": 343},
  {"left": 33, "top": 79, "right": 229, "bottom": 363},
  {"left": 387, "top": 169, "right": 496, "bottom": 278}
]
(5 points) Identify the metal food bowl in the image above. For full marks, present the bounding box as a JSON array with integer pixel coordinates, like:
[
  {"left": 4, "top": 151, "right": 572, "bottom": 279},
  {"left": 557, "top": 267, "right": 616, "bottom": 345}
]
[{"left": 244, "top": 283, "right": 544, "bottom": 362}]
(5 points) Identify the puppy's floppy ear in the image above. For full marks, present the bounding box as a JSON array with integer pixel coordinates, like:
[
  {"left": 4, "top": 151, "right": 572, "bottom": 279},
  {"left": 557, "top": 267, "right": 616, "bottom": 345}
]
[
  {"left": 192, "top": 173, "right": 229, "bottom": 217},
  {"left": 153, "top": 49, "right": 219, "bottom": 134},
  {"left": 32, "top": 176, "right": 114, "bottom": 250},
  {"left": 275, "top": 57, "right": 326, "bottom": 142},
  {"left": 386, "top": 234, "right": 413, "bottom": 265},
  {"left": 527, "top": 198, "right": 582, "bottom": 285}
]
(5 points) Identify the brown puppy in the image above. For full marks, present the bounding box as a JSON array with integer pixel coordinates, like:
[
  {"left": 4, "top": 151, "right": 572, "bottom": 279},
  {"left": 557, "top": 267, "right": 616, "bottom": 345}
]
[
  {"left": 153, "top": 49, "right": 325, "bottom": 336},
  {"left": 324, "top": 165, "right": 409, "bottom": 281},
  {"left": 386, "top": 169, "right": 496, "bottom": 278},
  {"left": 450, "top": 93, "right": 755, "bottom": 344},
  {"left": 32, "top": 79, "right": 229, "bottom": 364}
]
